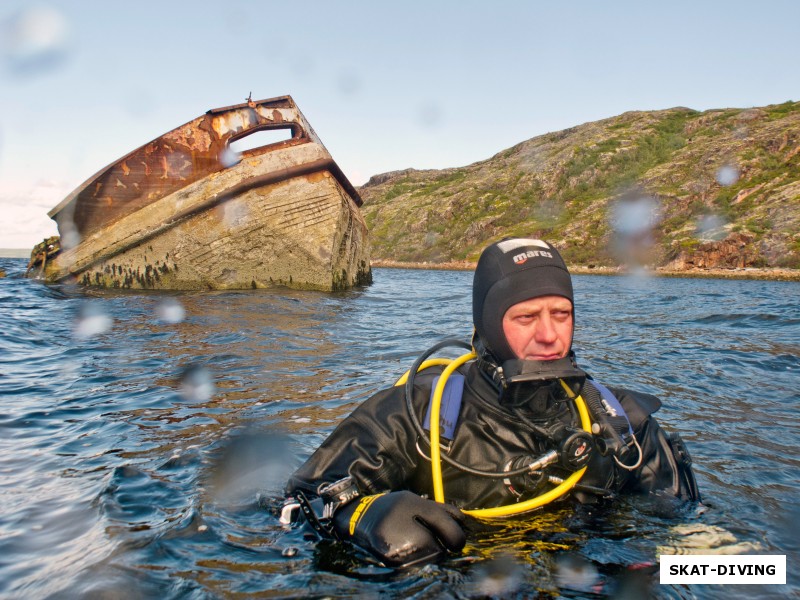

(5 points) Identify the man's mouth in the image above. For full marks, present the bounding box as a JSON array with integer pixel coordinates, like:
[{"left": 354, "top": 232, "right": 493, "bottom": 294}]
[{"left": 526, "top": 353, "right": 562, "bottom": 361}]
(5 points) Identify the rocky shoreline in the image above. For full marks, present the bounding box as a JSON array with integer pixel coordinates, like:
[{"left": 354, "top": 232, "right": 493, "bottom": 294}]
[{"left": 370, "top": 259, "right": 800, "bottom": 282}]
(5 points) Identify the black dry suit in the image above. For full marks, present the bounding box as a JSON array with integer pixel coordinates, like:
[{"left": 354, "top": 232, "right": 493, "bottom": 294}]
[
  {"left": 285, "top": 238, "right": 699, "bottom": 567},
  {"left": 285, "top": 359, "right": 699, "bottom": 511}
]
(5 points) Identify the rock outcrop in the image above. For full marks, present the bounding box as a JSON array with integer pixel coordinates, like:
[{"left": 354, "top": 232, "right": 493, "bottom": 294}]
[{"left": 667, "top": 232, "right": 760, "bottom": 269}]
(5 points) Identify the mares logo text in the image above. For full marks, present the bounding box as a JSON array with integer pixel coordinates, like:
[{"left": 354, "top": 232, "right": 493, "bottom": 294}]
[{"left": 513, "top": 250, "right": 553, "bottom": 265}]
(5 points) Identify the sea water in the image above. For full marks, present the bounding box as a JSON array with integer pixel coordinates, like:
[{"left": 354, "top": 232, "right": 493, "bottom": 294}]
[{"left": 1, "top": 259, "right": 798, "bottom": 599}]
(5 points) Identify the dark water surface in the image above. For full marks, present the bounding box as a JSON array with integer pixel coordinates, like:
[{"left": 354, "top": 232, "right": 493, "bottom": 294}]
[{"left": 1, "top": 259, "right": 798, "bottom": 599}]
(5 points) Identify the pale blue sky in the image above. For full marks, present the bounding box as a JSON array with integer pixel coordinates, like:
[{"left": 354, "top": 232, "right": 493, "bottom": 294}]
[{"left": 2, "top": 0, "right": 798, "bottom": 248}]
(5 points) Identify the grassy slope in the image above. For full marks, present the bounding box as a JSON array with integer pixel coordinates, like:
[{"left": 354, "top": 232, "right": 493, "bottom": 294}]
[{"left": 359, "top": 101, "right": 800, "bottom": 269}]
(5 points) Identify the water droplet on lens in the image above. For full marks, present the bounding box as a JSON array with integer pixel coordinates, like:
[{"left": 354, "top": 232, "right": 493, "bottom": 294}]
[
  {"left": 2, "top": 5, "right": 70, "bottom": 77},
  {"left": 417, "top": 102, "right": 443, "bottom": 128},
  {"left": 733, "top": 126, "right": 749, "bottom": 140},
  {"left": 533, "top": 198, "right": 563, "bottom": 224},
  {"left": 715, "top": 164, "right": 739, "bottom": 186},
  {"left": 609, "top": 195, "right": 660, "bottom": 236},
  {"left": 178, "top": 364, "right": 215, "bottom": 402},
  {"left": 219, "top": 147, "right": 241, "bottom": 168},
  {"left": 695, "top": 213, "right": 728, "bottom": 241},
  {"left": 73, "top": 302, "right": 113, "bottom": 339},
  {"left": 608, "top": 191, "right": 661, "bottom": 270},
  {"left": 471, "top": 553, "right": 525, "bottom": 597},
  {"left": 336, "top": 70, "right": 361, "bottom": 96},
  {"left": 555, "top": 553, "right": 600, "bottom": 592},
  {"left": 60, "top": 220, "right": 81, "bottom": 250},
  {"left": 166, "top": 151, "right": 191, "bottom": 176},
  {"left": 155, "top": 297, "right": 185, "bottom": 324},
  {"left": 221, "top": 201, "right": 249, "bottom": 228}
]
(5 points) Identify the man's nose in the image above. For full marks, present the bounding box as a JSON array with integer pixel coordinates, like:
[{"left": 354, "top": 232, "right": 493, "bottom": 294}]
[{"left": 534, "top": 314, "right": 558, "bottom": 344}]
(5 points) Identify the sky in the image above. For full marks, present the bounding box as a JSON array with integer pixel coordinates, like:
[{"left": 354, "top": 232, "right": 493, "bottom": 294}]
[{"left": 1, "top": 0, "right": 798, "bottom": 249}]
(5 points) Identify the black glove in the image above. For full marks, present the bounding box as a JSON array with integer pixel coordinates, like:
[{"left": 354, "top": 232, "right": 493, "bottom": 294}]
[{"left": 332, "top": 490, "right": 466, "bottom": 568}]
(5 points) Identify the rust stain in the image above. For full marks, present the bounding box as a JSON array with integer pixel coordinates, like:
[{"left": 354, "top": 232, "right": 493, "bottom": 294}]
[
  {"left": 161, "top": 155, "right": 169, "bottom": 180},
  {"left": 47, "top": 95, "right": 362, "bottom": 243},
  {"left": 304, "top": 171, "right": 328, "bottom": 184}
]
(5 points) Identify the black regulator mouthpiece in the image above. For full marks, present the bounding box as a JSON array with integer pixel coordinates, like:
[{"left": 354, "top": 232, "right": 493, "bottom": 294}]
[
  {"left": 499, "top": 354, "right": 587, "bottom": 387},
  {"left": 495, "top": 350, "right": 632, "bottom": 462}
]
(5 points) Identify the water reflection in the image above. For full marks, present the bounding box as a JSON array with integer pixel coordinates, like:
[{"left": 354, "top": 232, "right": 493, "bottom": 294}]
[{"left": 0, "top": 261, "right": 798, "bottom": 598}]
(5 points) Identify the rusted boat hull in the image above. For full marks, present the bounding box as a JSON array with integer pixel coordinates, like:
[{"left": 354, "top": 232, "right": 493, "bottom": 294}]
[{"left": 35, "top": 96, "right": 371, "bottom": 291}]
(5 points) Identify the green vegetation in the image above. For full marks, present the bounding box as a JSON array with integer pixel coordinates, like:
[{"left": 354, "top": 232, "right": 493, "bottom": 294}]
[
  {"left": 410, "top": 171, "right": 467, "bottom": 197},
  {"left": 360, "top": 104, "right": 800, "bottom": 270},
  {"left": 765, "top": 100, "right": 799, "bottom": 120},
  {"left": 384, "top": 179, "right": 416, "bottom": 200}
]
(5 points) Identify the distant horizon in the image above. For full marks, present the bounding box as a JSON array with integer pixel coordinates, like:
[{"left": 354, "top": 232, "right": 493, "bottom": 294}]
[{"left": 0, "top": 249, "right": 34, "bottom": 258}]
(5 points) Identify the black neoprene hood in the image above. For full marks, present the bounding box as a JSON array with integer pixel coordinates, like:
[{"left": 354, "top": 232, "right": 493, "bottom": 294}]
[{"left": 472, "top": 238, "right": 574, "bottom": 362}]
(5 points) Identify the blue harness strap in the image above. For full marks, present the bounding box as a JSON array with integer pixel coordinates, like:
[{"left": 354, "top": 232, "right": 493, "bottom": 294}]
[
  {"left": 423, "top": 374, "right": 465, "bottom": 441},
  {"left": 420, "top": 373, "right": 633, "bottom": 441}
]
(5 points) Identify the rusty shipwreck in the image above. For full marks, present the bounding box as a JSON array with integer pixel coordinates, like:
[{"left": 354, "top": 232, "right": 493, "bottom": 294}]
[{"left": 30, "top": 95, "right": 371, "bottom": 291}]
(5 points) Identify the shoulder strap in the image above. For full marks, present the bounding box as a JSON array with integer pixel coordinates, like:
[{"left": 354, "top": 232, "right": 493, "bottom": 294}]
[
  {"left": 421, "top": 374, "right": 634, "bottom": 442},
  {"left": 423, "top": 373, "right": 465, "bottom": 441}
]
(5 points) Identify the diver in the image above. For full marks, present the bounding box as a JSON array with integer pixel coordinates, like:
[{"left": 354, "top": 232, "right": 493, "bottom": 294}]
[{"left": 282, "top": 238, "right": 699, "bottom": 568}]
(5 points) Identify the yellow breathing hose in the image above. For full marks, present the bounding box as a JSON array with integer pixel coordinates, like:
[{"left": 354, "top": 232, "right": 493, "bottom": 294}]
[
  {"left": 394, "top": 358, "right": 454, "bottom": 386},
  {"left": 398, "top": 351, "right": 593, "bottom": 518},
  {"left": 429, "top": 352, "right": 477, "bottom": 503}
]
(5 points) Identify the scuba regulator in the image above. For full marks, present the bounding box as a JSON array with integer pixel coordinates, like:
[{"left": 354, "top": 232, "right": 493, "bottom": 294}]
[{"left": 396, "top": 338, "right": 641, "bottom": 518}]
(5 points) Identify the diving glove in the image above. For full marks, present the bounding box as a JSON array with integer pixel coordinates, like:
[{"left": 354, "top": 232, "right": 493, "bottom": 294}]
[{"left": 332, "top": 490, "right": 466, "bottom": 568}]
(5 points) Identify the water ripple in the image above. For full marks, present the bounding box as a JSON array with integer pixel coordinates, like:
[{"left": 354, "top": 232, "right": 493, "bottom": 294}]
[{"left": 1, "top": 259, "right": 799, "bottom": 597}]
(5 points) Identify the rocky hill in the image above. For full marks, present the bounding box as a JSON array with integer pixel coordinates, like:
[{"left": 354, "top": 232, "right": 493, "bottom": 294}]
[{"left": 358, "top": 102, "right": 800, "bottom": 271}]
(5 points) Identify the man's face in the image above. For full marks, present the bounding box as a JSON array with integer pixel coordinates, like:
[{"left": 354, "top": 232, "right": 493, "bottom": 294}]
[{"left": 501, "top": 295, "right": 573, "bottom": 361}]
